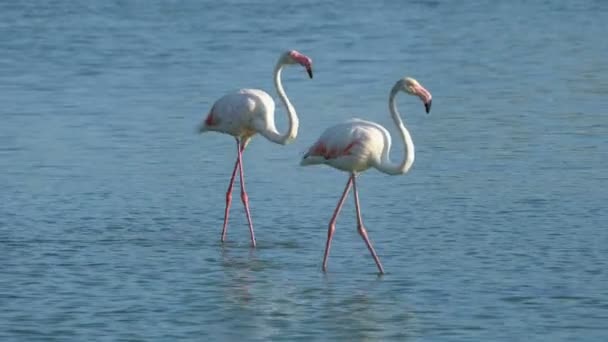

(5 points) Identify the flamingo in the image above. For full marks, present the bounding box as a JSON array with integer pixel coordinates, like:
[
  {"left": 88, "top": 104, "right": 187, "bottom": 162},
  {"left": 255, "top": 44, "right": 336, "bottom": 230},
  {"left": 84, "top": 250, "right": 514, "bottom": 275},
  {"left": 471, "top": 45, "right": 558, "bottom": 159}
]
[
  {"left": 199, "top": 50, "right": 313, "bottom": 248},
  {"left": 300, "top": 77, "right": 432, "bottom": 274}
]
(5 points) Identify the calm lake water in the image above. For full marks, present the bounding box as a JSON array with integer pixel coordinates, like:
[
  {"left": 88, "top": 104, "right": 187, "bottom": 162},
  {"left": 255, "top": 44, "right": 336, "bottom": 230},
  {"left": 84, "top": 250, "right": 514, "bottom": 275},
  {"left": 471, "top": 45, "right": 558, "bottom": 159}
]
[{"left": 1, "top": 1, "right": 607, "bottom": 341}]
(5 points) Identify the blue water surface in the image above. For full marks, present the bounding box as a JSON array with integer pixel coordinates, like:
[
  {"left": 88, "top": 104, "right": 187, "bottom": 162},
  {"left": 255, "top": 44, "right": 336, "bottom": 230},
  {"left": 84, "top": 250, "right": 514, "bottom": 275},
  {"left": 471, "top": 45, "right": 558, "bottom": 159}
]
[{"left": 1, "top": 1, "right": 607, "bottom": 341}]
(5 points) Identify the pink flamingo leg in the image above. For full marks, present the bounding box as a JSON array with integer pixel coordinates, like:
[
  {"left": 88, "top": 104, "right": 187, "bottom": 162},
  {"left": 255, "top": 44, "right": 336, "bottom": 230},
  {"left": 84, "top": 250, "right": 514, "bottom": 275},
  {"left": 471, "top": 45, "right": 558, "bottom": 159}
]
[
  {"left": 220, "top": 139, "right": 242, "bottom": 242},
  {"left": 352, "top": 174, "right": 385, "bottom": 274},
  {"left": 322, "top": 175, "right": 353, "bottom": 272},
  {"left": 236, "top": 139, "right": 256, "bottom": 247}
]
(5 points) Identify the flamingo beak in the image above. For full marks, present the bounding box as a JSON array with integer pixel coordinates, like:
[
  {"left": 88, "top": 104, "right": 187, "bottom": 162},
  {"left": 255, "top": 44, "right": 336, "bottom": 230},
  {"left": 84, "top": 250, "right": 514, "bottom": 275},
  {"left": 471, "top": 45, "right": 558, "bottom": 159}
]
[
  {"left": 306, "top": 67, "right": 313, "bottom": 79},
  {"left": 413, "top": 84, "right": 432, "bottom": 114}
]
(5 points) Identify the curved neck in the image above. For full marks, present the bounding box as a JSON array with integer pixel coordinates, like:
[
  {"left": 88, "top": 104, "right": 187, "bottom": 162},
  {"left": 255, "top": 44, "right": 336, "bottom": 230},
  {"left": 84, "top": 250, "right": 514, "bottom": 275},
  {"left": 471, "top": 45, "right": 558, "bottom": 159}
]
[
  {"left": 375, "top": 85, "right": 415, "bottom": 175},
  {"left": 264, "top": 61, "right": 299, "bottom": 145}
]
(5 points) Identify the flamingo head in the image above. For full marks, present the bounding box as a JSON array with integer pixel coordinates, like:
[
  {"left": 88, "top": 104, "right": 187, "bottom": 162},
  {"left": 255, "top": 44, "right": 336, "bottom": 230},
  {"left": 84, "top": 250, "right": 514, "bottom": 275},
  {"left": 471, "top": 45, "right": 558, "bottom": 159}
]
[
  {"left": 284, "top": 50, "right": 313, "bottom": 79},
  {"left": 401, "top": 77, "right": 432, "bottom": 114}
]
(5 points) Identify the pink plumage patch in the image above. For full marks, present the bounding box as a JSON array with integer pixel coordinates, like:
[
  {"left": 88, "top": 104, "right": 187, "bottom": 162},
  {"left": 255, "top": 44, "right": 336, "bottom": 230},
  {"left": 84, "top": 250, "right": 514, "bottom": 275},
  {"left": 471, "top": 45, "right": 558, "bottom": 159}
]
[
  {"left": 310, "top": 143, "right": 327, "bottom": 157},
  {"left": 342, "top": 141, "right": 357, "bottom": 155},
  {"left": 308, "top": 141, "right": 358, "bottom": 160},
  {"left": 205, "top": 112, "right": 216, "bottom": 126}
]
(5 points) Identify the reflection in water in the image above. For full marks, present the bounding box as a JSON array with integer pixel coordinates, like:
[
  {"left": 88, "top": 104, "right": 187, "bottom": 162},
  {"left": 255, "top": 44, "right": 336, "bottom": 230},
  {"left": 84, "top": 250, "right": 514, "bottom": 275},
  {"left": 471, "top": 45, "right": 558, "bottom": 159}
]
[
  {"left": 318, "top": 275, "right": 413, "bottom": 340},
  {"left": 214, "top": 244, "right": 416, "bottom": 340},
  {"left": 218, "top": 245, "right": 283, "bottom": 340},
  {"left": 220, "top": 245, "right": 256, "bottom": 306}
]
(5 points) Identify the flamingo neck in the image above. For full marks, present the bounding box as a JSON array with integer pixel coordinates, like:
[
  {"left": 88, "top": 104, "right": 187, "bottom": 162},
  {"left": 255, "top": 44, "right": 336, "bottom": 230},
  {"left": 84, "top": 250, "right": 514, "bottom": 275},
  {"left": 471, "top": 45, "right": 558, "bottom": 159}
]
[
  {"left": 264, "top": 61, "right": 299, "bottom": 145},
  {"left": 376, "top": 85, "right": 415, "bottom": 175}
]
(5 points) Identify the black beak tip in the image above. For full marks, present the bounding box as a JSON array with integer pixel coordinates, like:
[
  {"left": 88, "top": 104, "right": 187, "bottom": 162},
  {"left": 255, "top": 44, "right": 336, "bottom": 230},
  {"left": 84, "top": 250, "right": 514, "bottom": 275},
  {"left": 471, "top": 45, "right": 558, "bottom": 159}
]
[
  {"left": 425, "top": 100, "right": 432, "bottom": 114},
  {"left": 307, "top": 68, "right": 313, "bottom": 79}
]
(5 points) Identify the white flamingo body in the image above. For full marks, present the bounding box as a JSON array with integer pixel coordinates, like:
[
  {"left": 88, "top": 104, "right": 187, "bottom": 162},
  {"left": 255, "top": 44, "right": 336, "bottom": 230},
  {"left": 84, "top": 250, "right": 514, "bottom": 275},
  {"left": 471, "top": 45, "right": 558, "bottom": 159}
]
[
  {"left": 199, "top": 50, "right": 313, "bottom": 247},
  {"left": 204, "top": 89, "right": 276, "bottom": 145},
  {"left": 301, "top": 118, "right": 391, "bottom": 173},
  {"left": 301, "top": 77, "right": 432, "bottom": 274}
]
